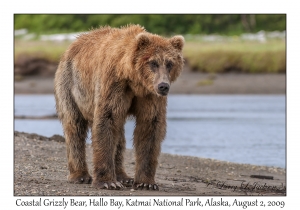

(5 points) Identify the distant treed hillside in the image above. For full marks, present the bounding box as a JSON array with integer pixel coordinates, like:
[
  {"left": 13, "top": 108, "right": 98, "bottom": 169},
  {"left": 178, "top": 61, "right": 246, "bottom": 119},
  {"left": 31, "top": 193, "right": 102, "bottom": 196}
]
[{"left": 14, "top": 14, "right": 286, "bottom": 35}]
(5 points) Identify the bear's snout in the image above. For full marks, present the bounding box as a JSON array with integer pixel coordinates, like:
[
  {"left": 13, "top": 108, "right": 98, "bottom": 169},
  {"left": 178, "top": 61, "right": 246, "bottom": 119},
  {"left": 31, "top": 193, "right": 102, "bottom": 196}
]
[{"left": 157, "top": 82, "right": 170, "bottom": 96}]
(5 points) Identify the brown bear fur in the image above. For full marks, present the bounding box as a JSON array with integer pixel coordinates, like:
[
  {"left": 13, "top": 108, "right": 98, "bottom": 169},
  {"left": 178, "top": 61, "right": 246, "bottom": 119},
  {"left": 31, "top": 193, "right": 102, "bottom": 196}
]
[{"left": 54, "top": 24, "right": 184, "bottom": 190}]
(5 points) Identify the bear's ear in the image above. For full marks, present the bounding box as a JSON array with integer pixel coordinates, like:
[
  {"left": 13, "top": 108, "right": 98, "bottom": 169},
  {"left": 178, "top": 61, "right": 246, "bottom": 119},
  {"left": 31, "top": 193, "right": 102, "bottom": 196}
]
[
  {"left": 169, "top": 35, "right": 185, "bottom": 51},
  {"left": 136, "top": 33, "right": 150, "bottom": 50}
]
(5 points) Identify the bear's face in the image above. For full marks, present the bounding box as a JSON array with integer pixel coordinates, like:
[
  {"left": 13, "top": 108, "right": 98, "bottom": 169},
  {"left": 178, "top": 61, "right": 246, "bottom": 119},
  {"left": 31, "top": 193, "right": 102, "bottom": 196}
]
[{"left": 133, "top": 33, "right": 184, "bottom": 96}]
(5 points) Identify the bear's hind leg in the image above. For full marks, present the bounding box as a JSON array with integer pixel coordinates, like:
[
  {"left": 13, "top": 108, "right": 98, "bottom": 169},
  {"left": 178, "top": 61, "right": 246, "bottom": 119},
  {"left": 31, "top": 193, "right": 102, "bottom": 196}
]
[
  {"left": 61, "top": 107, "right": 91, "bottom": 184},
  {"left": 115, "top": 129, "right": 134, "bottom": 187},
  {"left": 55, "top": 60, "right": 92, "bottom": 184}
]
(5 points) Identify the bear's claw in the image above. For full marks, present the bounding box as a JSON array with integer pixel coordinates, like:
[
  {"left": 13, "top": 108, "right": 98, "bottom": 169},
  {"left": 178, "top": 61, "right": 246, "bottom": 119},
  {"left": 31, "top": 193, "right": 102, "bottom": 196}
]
[
  {"left": 92, "top": 181, "right": 124, "bottom": 190},
  {"left": 133, "top": 183, "right": 159, "bottom": 190}
]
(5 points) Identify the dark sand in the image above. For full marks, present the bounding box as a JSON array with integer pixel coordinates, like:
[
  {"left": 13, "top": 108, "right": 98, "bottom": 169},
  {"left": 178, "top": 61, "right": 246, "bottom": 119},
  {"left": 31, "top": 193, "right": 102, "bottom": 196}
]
[{"left": 14, "top": 66, "right": 286, "bottom": 95}]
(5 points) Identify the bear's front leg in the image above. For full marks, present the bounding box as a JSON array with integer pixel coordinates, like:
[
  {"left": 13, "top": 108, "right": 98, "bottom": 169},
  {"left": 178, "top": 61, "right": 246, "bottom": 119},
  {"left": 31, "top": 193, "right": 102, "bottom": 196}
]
[
  {"left": 91, "top": 107, "right": 124, "bottom": 190},
  {"left": 133, "top": 96, "right": 167, "bottom": 190},
  {"left": 91, "top": 105, "right": 130, "bottom": 189},
  {"left": 91, "top": 82, "right": 133, "bottom": 190}
]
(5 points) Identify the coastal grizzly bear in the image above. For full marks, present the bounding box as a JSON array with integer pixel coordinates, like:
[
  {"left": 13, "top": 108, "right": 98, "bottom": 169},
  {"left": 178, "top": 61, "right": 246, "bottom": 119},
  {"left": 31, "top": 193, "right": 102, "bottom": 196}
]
[{"left": 54, "top": 24, "right": 184, "bottom": 190}]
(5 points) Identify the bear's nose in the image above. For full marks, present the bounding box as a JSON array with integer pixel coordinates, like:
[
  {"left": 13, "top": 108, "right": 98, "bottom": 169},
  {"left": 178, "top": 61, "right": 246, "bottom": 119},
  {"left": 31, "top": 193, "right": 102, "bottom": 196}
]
[{"left": 158, "top": 82, "right": 170, "bottom": 93}]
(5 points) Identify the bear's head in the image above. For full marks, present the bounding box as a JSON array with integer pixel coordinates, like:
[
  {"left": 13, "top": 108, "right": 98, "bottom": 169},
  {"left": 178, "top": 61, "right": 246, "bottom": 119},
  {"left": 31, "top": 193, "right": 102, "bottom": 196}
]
[{"left": 133, "top": 32, "right": 184, "bottom": 96}]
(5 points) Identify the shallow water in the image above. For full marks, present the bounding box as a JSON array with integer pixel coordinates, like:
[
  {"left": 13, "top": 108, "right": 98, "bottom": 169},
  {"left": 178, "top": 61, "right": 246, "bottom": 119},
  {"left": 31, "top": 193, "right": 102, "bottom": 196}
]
[{"left": 14, "top": 94, "right": 286, "bottom": 168}]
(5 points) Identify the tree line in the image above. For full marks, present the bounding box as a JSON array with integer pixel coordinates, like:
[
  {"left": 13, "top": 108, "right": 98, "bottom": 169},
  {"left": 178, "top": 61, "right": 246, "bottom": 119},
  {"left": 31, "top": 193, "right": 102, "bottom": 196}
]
[{"left": 14, "top": 14, "right": 286, "bottom": 35}]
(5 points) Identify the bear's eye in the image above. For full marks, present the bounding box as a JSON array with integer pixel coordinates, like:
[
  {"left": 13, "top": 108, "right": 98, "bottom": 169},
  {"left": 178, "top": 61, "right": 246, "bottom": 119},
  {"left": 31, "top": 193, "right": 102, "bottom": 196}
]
[
  {"left": 149, "top": 60, "right": 159, "bottom": 69},
  {"left": 166, "top": 61, "right": 173, "bottom": 71}
]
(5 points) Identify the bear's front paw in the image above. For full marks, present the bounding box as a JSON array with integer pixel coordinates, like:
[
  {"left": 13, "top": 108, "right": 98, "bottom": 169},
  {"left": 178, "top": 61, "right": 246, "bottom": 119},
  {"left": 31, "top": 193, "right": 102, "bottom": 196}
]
[
  {"left": 68, "top": 172, "right": 92, "bottom": 184},
  {"left": 133, "top": 182, "right": 159, "bottom": 190},
  {"left": 92, "top": 181, "right": 124, "bottom": 190}
]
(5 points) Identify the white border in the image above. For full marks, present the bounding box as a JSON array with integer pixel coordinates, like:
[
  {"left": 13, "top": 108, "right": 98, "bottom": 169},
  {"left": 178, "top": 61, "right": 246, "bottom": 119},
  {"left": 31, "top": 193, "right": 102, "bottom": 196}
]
[{"left": 3, "top": 0, "right": 299, "bottom": 208}]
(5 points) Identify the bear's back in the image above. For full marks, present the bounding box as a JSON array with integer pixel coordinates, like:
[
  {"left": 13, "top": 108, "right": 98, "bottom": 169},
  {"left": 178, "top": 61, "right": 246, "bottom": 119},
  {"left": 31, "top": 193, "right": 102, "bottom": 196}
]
[
  {"left": 78, "top": 24, "right": 145, "bottom": 43},
  {"left": 66, "top": 25, "right": 146, "bottom": 64}
]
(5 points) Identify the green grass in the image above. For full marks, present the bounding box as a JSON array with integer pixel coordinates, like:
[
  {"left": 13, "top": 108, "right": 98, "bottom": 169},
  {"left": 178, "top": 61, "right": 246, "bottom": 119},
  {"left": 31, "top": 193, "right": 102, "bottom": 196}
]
[
  {"left": 14, "top": 39, "right": 71, "bottom": 63},
  {"left": 197, "top": 79, "right": 214, "bottom": 86},
  {"left": 183, "top": 40, "right": 286, "bottom": 73},
  {"left": 14, "top": 39, "right": 286, "bottom": 73}
]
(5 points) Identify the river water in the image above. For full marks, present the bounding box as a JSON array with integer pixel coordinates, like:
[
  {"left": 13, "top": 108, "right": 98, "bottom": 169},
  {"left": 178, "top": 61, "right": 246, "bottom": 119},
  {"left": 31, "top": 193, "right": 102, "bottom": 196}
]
[{"left": 14, "top": 94, "right": 286, "bottom": 168}]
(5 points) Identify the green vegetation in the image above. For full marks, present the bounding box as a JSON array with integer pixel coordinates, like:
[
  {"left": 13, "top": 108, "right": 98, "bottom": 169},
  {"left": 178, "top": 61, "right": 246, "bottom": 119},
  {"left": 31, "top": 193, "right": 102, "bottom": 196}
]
[
  {"left": 197, "top": 79, "right": 214, "bottom": 86},
  {"left": 14, "top": 14, "right": 286, "bottom": 36},
  {"left": 14, "top": 39, "right": 71, "bottom": 62},
  {"left": 14, "top": 14, "right": 286, "bottom": 74},
  {"left": 183, "top": 40, "right": 286, "bottom": 73},
  {"left": 14, "top": 39, "right": 286, "bottom": 74}
]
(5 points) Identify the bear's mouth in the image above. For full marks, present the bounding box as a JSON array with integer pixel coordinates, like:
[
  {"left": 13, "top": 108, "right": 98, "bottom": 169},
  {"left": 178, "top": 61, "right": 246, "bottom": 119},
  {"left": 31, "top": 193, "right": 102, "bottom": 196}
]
[
  {"left": 158, "top": 91, "right": 168, "bottom": 96},
  {"left": 156, "top": 89, "right": 169, "bottom": 96}
]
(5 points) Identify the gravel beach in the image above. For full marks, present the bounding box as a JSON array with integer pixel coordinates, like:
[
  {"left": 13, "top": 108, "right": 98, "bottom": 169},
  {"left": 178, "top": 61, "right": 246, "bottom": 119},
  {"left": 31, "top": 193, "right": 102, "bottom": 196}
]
[{"left": 14, "top": 131, "right": 286, "bottom": 196}]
